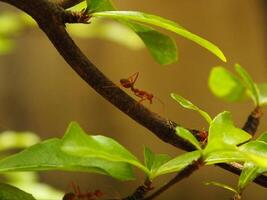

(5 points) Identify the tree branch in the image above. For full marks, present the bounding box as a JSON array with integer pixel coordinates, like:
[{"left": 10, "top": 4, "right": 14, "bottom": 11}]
[{"left": 1, "top": 0, "right": 267, "bottom": 189}]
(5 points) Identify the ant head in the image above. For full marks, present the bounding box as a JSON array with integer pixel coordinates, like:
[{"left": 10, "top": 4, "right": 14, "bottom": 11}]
[{"left": 120, "top": 79, "right": 132, "bottom": 88}]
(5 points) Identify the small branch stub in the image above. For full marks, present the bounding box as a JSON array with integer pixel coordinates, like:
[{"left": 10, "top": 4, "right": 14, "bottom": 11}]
[{"left": 63, "top": 9, "right": 91, "bottom": 24}]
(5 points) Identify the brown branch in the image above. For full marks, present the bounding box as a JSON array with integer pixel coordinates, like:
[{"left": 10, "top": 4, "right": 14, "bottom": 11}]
[
  {"left": 1, "top": 0, "right": 267, "bottom": 189},
  {"left": 242, "top": 106, "right": 263, "bottom": 136},
  {"left": 123, "top": 179, "right": 153, "bottom": 200},
  {"left": 144, "top": 160, "right": 203, "bottom": 200}
]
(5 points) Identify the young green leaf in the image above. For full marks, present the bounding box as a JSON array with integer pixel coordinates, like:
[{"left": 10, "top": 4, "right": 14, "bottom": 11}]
[
  {"left": 61, "top": 122, "right": 148, "bottom": 173},
  {"left": 171, "top": 93, "right": 212, "bottom": 124},
  {"left": 257, "top": 83, "right": 267, "bottom": 106},
  {"left": 152, "top": 150, "right": 201, "bottom": 179},
  {"left": 208, "top": 66, "right": 246, "bottom": 102},
  {"left": 205, "top": 181, "right": 238, "bottom": 194},
  {"left": 0, "top": 138, "right": 134, "bottom": 181},
  {"left": 175, "top": 127, "right": 202, "bottom": 150},
  {"left": 0, "top": 183, "right": 36, "bottom": 200},
  {"left": 237, "top": 133, "right": 267, "bottom": 192},
  {"left": 239, "top": 141, "right": 267, "bottom": 169},
  {"left": 204, "top": 149, "right": 247, "bottom": 165},
  {"left": 204, "top": 111, "right": 251, "bottom": 154},
  {"left": 238, "top": 162, "right": 265, "bottom": 192},
  {"left": 235, "top": 64, "right": 260, "bottom": 106},
  {"left": 86, "top": 0, "right": 178, "bottom": 65},
  {"left": 92, "top": 11, "right": 227, "bottom": 62},
  {"left": 144, "top": 147, "right": 170, "bottom": 179}
]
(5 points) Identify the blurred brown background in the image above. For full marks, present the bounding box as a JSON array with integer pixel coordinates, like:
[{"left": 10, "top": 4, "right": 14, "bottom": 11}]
[{"left": 0, "top": 0, "right": 267, "bottom": 199}]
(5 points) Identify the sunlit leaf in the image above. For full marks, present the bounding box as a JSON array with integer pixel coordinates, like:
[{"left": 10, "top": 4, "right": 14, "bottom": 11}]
[
  {"left": 208, "top": 66, "right": 245, "bottom": 102},
  {"left": 0, "top": 131, "right": 135, "bottom": 181},
  {"left": 152, "top": 151, "right": 201, "bottom": 178},
  {"left": 171, "top": 93, "right": 212, "bottom": 124},
  {"left": 235, "top": 64, "right": 260, "bottom": 106},
  {"left": 239, "top": 141, "right": 267, "bottom": 169},
  {"left": 257, "top": 132, "right": 267, "bottom": 143},
  {"left": 144, "top": 147, "right": 170, "bottom": 179},
  {"left": 86, "top": 0, "right": 178, "bottom": 65},
  {"left": 204, "top": 149, "right": 247, "bottom": 165},
  {"left": 204, "top": 111, "right": 251, "bottom": 155},
  {"left": 61, "top": 122, "right": 148, "bottom": 173},
  {"left": 92, "top": 11, "right": 227, "bottom": 62},
  {"left": 175, "top": 127, "right": 202, "bottom": 150},
  {"left": 0, "top": 183, "right": 36, "bottom": 200},
  {"left": 238, "top": 162, "right": 265, "bottom": 192}
]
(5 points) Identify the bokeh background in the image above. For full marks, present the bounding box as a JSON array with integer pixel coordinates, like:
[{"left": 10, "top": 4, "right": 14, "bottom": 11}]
[{"left": 0, "top": 0, "right": 267, "bottom": 199}]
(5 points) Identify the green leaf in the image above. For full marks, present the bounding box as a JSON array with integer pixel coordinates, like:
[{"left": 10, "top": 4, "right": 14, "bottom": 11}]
[
  {"left": 144, "top": 147, "right": 170, "bottom": 179},
  {"left": 87, "top": 0, "right": 178, "bottom": 65},
  {"left": 61, "top": 122, "right": 148, "bottom": 173},
  {"left": 257, "top": 83, "right": 267, "bottom": 106},
  {"left": 204, "top": 149, "right": 247, "bottom": 165},
  {"left": 205, "top": 181, "right": 238, "bottom": 194},
  {"left": 92, "top": 11, "right": 227, "bottom": 62},
  {"left": 0, "top": 138, "right": 134, "bottom": 181},
  {"left": 204, "top": 111, "right": 251, "bottom": 155},
  {"left": 239, "top": 141, "right": 267, "bottom": 169},
  {"left": 235, "top": 64, "right": 260, "bottom": 105},
  {"left": 238, "top": 134, "right": 267, "bottom": 192},
  {"left": 208, "top": 66, "right": 246, "bottom": 102},
  {"left": 152, "top": 151, "right": 201, "bottom": 179},
  {"left": 0, "top": 183, "right": 36, "bottom": 200},
  {"left": 238, "top": 162, "right": 265, "bottom": 192},
  {"left": 0, "top": 131, "right": 40, "bottom": 152},
  {"left": 124, "top": 22, "right": 178, "bottom": 65},
  {"left": 175, "top": 127, "right": 202, "bottom": 150},
  {"left": 257, "top": 132, "right": 267, "bottom": 143},
  {"left": 171, "top": 93, "right": 212, "bottom": 124},
  {"left": 87, "top": 0, "right": 115, "bottom": 12}
]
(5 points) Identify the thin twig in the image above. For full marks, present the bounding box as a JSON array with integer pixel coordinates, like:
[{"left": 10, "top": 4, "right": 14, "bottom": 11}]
[{"left": 123, "top": 179, "right": 153, "bottom": 200}]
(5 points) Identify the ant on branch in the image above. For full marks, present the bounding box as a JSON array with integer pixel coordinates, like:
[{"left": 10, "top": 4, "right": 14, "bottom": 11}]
[
  {"left": 120, "top": 72, "right": 162, "bottom": 105},
  {"left": 63, "top": 182, "right": 103, "bottom": 200}
]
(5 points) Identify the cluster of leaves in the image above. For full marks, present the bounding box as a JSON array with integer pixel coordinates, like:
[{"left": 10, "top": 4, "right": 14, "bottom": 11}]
[
  {"left": 0, "top": 0, "right": 226, "bottom": 64},
  {"left": 209, "top": 64, "right": 267, "bottom": 106}
]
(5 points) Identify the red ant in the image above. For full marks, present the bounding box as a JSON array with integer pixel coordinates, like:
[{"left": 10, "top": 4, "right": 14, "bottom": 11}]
[
  {"left": 63, "top": 182, "right": 103, "bottom": 200},
  {"left": 120, "top": 72, "right": 155, "bottom": 104}
]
